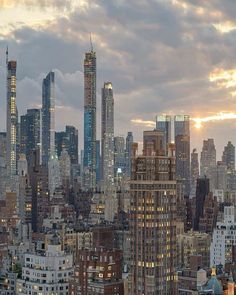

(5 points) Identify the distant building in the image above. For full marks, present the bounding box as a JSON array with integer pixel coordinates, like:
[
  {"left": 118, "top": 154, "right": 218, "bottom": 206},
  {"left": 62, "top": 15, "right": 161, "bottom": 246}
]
[
  {"left": 210, "top": 206, "right": 236, "bottom": 267},
  {"left": 156, "top": 114, "right": 171, "bottom": 154},
  {"left": 194, "top": 177, "right": 210, "bottom": 231},
  {"left": 6, "top": 58, "right": 18, "bottom": 178},
  {"left": 125, "top": 132, "right": 133, "bottom": 178},
  {"left": 200, "top": 139, "right": 216, "bottom": 190},
  {"left": 55, "top": 125, "right": 79, "bottom": 165},
  {"left": 222, "top": 141, "right": 235, "bottom": 171},
  {"left": 42, "top": 71, "right": 56, "bottom": 166},
  {"left": 101, "top": 82, "right": 114, "bottom": 191},
  {"left": 20, "top": 109, "right": 41, "bottom": 161},
  {"left": 114, "top": 136, "right": 126, "bottom": 179},
  {"left": 191, "top": 148, "right": 199, "bottom": 193},
  {"left": 83, "top": 49, "right": 97, "bottom": 190},
  {"left": 174, "top": 115, "right": 190, "bottom": 196}
]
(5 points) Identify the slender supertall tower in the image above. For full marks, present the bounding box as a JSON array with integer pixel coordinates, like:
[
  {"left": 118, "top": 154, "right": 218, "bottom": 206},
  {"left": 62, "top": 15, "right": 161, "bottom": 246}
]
[
  {"left": 42, "top": 71, "right": 55, "bottom": 166},
  {"left": 6, "top": 48, "right": 18, "bottom": 179},
  {"left": 101, "top": 82, "right": 114, "bottom": 191},
  {"left": 83, "top": 42, "right": 96, "bottom": 190}
]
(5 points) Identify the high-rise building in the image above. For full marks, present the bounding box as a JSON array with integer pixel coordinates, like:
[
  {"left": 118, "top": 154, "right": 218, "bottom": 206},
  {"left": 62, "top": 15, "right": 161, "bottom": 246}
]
[
  {"left": 190, "top": 148, "right": 199, "bottom": 193},
  {"left": 84, "top": 49, "right": 96, "bottom": 190},
  {"left": 194, "top": 177, "right": 210, "bottom": 231},
  {"left": 114, "top": 136, "right": 126, "bottom": 177},
  {"left": 125, "top": 131, "right": 133, "bottom": 178},
  {"left": 200, "top": 139, "right": 216, "bottom": 190},
  {"left": 96, "top": 140, "right": 101, "bottom": 183},
  {"left": 20, "top": 109, "right": 41, "bottom": 160},
  {"left": 156, "top": 115, "right": 171, "bottom": 153},
  {"left": 6, "top": 56, "right": 18, "bottom": 178},
  {"left": 222, "top": 141, "right": 235, "bottom": 171},
  {"left": 101, "top": 82, "right": 114, "bottom": 190},
  {"left": 174, "top": 115, "right": 190, "bottom": 196},
  {"left": 0, "top": 132, "right": 7, "bottom": 199},
  {"left": 55, "top": 125, "right": 78, "bottom": 165},
  {"left": 130, "top": 131, "right": 177, "bottom": 294},
  {"left": 143, "top": 130, "right": 165, "bottom": 156},
  {"left": 210, "top": 206, "right": 236, "bottom": 267},
  {"left": 42, "top": 71, "right": 55, "bottom": 166}
]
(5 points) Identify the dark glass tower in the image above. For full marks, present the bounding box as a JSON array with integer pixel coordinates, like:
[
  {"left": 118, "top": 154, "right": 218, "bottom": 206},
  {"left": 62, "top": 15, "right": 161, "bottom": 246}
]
[
  {"left": 83, "top": 49, "right": 96, "bottom": 189},
  {"left": 156, "top": 115, "right": 171, "bottom": 154},
  {"left": 20, "top": 109, "right": 41, "bottom": 161},
  {"left": 42, "top": 71, "right": 55, "bottom": 166}
]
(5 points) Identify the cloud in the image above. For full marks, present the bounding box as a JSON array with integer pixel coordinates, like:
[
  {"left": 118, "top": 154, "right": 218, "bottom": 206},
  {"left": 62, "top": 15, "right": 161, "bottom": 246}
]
[{"left": 1, "top": 0, "right": 236, "bottom": 157}]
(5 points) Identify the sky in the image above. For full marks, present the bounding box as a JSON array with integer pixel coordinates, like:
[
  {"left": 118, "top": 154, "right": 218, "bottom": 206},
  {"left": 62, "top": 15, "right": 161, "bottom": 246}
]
[{"left": 1, "top": 0, "right": 236, "bottom": 158}]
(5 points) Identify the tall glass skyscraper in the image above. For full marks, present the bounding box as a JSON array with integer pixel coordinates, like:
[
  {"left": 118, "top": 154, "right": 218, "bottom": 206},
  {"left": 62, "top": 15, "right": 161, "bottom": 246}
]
[
  {"left": 101, "top": 82, "right": 114, "bottom": 191},
  {"left": 6, "top": 55, "right": 18, "bottom": 178},
  {"left": 83, "top": 49, "right": 96, "bottom": 189},
  {"left": 42, "top": 72, "right": 55, "bottom": 166},
  {"left": 156, "top": 115, "right": 171, "bottom": 154},
  {"left": 20, "top": 109, "right": 41, "bottom": 161},
  {"left": 174, "top": 115, "right": 190, "bottom": 196}
]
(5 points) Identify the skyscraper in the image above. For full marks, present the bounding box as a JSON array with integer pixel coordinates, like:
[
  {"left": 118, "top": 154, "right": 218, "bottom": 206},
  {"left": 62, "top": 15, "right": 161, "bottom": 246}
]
[
  {"left": 125, "top": 131, "right": 133, "bottom": 178},
  {"left": 190, "top": 148, "right": 199, "bottom": 193},
  {"left": 174, "top": 115, "right": 190, "bottom": 196},
  {"left": 6, "top": 53, "right": 17, "bottom": 178},
  {"left": 55, "top": 125, "right": 78, "bottom": 165},
  {"left": 101, "top": 82, "right": 114, "bottom": 190},
  {"left": 42, "top": 71, "right": 55, "bottom": 166},
  {"left": 83, "top": 49, "right": 96, "bottom": 189},
  {"left": 130, "top": 131, "right": 177, "bottom": 294},
  {"left": 20, "top": 109, "right": 41, "bottom": 160},
  {"left": 200, "top": 139, "right": 216, "bottom": 190},
  {"left": 114, "top": 136, "right": 126, "bottom": 177},
  {"left": 222, "top": 141, "right": 235, "bottom": 171},
  {"left": 156, "top": 115, "right": 171, "bottom": 154}
]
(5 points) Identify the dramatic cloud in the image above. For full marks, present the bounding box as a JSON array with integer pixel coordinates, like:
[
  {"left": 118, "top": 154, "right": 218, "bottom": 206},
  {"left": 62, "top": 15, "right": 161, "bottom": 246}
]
[{"left": 1, "top": 0, "right": 236, "bottom": 157}]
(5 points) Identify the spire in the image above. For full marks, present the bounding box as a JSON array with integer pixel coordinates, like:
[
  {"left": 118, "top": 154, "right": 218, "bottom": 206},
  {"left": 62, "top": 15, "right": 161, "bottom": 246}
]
[{"left": 90, "top": 33, "right": 94, "bottom": 52}]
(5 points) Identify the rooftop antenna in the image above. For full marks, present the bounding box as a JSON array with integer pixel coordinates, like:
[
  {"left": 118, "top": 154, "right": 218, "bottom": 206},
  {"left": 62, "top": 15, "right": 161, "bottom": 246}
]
[{"left": 90, "top": 33, "right": 94, "bottom": 52}]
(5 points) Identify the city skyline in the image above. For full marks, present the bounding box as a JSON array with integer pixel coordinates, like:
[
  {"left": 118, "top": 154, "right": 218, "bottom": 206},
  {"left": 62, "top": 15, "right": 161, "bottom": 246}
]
[{"left": 1, "top": 1, "right": 236, "bottom": 158}]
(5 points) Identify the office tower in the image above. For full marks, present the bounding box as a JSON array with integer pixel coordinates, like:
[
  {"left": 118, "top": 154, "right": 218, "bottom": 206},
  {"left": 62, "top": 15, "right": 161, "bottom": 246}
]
[
  {"left": 55, "top": 125, "right": 79, "bottom": 164},
  {"left": 194, "top": 177, "right": 209, "bottom": 231},
  {"left": 174, "top": 115, "right": 190, "bottom": 196},
  {"left": 130, "top": 131, "right": 177, "bottom": 295},
  {"left": 17, "top": 236, "right": 73, "bottom": 294},
  {"left": 215, "top": 161, "right": 227, "bottom": 192},
  {"left": 114, "top": 136, "right": 126, "bottom": 177},
  {"left": 42, "top": 71, "right": 55, "bottom": 166},
  {"left": 101, "top": 82, "right": 114, "bottom": 190},
  {"left": 210, "top": 206, "right": 236, "bottom": 267},
  {"left": 20, "top": 109, "right": 41, "bottom": 160},
  {"left": 190, "top": 148, "right": 199, "bottom": 192},
  {"left": 222, "top": 141, "right": 235, "bottom": 170},
  {"left": 143, "top": 130, "right": 165, "bottom": 156},
  {"left": 96, "top": 140, "right": 101, "bottom": 183},
  {"left": 156, "top": 115, "right": 171, "bottom": 154},
  {"left": 84, "top": 48, "right": 96, "bottom": 189},
  {"left": 6, "top": 55, "right": 18, "bottom": 178},
  {"left": 125, "top": 131, "right": 133, "bottom": 178},
  {"left": 59, "top": 150, "right": 71, "bottom": 195},
  {"left": 200, "top": 139, "right": 216, "bottom": 190}
]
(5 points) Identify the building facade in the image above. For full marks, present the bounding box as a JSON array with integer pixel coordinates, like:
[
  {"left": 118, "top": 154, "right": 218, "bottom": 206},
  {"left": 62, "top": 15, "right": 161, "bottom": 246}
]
[{"left": 42, "top": 71, "right": 55, "bottom": 166}]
